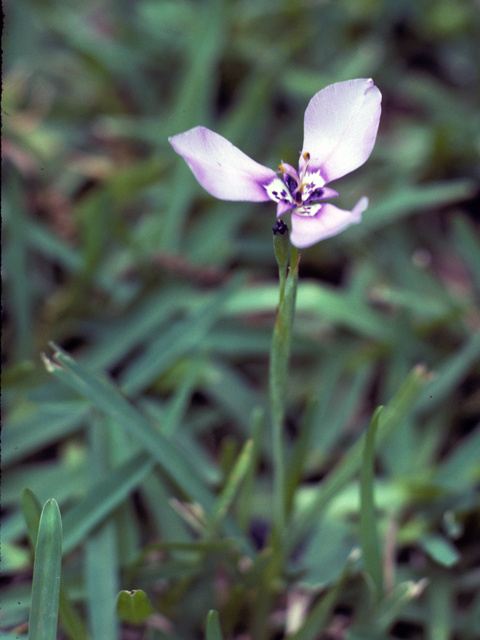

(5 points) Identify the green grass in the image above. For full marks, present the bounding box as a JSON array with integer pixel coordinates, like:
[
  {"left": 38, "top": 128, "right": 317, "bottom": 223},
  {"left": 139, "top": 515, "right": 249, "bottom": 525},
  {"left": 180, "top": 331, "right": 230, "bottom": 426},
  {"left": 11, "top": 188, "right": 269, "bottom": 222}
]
[{"left": 2, "top": 0, "right": 480, "bottom": 639}]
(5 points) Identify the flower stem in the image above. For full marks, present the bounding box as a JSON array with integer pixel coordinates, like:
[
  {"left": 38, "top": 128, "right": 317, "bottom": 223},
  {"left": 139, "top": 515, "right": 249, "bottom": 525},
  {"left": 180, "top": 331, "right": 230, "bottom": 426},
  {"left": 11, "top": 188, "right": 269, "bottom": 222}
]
[{"left": 269, "top": 233, "right": 299, "bottom": 537}]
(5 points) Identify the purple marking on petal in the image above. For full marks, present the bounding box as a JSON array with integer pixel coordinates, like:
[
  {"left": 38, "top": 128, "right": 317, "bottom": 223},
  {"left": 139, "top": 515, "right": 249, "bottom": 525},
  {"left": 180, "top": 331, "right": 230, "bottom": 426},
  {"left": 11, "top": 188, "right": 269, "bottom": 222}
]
[
  {"left": 303, "top": 186, "right": 339, "bottom": 203},
  {"left": 299, "top": 169, "right": 325, "bottom": 198},
  {"left": 305, "top": 188, "right": 324, "bottom": 201},
  {"left": 290, "top": 196, "right": 368, "bottom": 248},
  {"left": 266, "top": 177, "right": 295, "bottom": 205},
  {"left": 318, "top": 187, "right": 339, "bottom": 199},
  {"left": 169, "top": 126, "right": 277, "bottom": 201},
  {"left": 302, "top": 79, "right": 381, "bottom": 183}
]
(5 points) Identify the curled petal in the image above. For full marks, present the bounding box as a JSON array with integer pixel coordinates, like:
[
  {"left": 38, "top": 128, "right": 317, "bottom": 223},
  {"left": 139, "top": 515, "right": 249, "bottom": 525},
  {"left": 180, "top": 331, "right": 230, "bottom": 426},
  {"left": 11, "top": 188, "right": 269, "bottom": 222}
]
[
  {"left": 277, "top": 200, "right": 295, "bottom": 217},
  {"left": 169, "top": 126, "right": 277, "bottom": 201},
  {"left": 316, "top": 187, "right": 340, "bottom": 200},
  {"left": 290, "top": 197, "right": 368, "bottom": 248},
  {"left": 301, "top": 79, "right": 381, "bottom": 183}
]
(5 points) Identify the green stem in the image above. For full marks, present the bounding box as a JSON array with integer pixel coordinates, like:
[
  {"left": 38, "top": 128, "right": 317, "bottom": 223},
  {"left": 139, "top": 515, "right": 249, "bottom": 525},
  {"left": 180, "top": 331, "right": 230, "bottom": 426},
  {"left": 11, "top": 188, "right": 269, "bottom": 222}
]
[{"left": 269, "top": 240, "right": 299, "bottom": 537}]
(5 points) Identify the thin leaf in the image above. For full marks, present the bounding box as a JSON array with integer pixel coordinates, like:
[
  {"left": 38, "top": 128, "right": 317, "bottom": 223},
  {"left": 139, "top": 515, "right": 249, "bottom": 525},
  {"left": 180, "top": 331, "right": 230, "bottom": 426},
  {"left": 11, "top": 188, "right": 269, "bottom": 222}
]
[
  {"left": 416, "top": 330, "right": 480, "bottom": 412},
  {"left": 84, "top": 418, "right": 119, "bottom": 640},
  {"left": 119, "top": 275, "right": 243, "bottom": 396},
  {"left": 22, "top": 488, "right": 43, "bottom": 549},
  {"left": 28, "top": 499, "right": 63, "bottom": 640},
  {"left": 43, "top": 346, "right": 216, "bottom": 512},
  {"left": 3, "top": 401, "right": 90, "bottom": 467},
  {"left": 206, "top": 610, "right": 224, "bottom": 640},
  {"left": 285, "top": 397, "right": 317, "bottom": 516},
  {"left": 22, "top": 490, "right": 90, "bottom": 640},
  {"left": 289, "top": 551, "right": 359, "bottom": 640},
  {"left": 359, "top": 406, "right": 384, "bottom": 600},
  {"left": 289, "top": 365, "right": 430, "bottom": 549},
  {"left": 62, "top": 452, "right": 154, "bottom": 555},
  {"left": 213, "top": 439, "right": 254, "bottom": 529},
  {"left": 346, "top": 180, "right": 476, "bottom": 238}
]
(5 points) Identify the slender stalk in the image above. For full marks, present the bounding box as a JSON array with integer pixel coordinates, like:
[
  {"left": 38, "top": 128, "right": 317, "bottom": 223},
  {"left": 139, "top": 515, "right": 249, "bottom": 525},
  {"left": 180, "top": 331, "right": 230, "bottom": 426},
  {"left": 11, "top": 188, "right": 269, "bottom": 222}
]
[{"left": 269, "top": 230, "right": 299, "bottom": 537}]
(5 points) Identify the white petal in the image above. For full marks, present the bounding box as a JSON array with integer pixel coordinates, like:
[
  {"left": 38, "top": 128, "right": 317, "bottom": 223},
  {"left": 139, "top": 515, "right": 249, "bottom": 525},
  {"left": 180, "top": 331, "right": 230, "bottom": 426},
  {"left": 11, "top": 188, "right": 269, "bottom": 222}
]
[
  {"left": 277, "top": 200, "right": 295, "bottom": 217},
  {"left": 290, "top": 197, "right": 368, "bottom": 248},
  {"left": 302, "top": 79, "right": 381, "bottom": 183},
  {"left": 265, "top": 176, "right": 293, "bottom": 203},
  {"left": 169, "top": 126, "right": 277, "bottom": 201}
]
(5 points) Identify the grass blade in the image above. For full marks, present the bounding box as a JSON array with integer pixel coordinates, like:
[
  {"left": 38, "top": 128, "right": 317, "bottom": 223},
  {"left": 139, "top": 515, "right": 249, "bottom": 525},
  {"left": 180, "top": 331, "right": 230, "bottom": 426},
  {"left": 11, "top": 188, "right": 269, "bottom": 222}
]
[
  {"left": 84, "top": 418, "right": 119, "bottom": 640},
  {"left": 289, "top": 365, "right": 430, "bottom": 549},
  {"left": 28, "top": 499, "right": 63, "bottom": 640},
  {"left": 289, "top": 551, "right": 359, "bottom": 640},
  {"left": 206, "top": 610, "right": 224, "bottom": 640},
  {"left": 22, "top": 490, "right": 90, "bottom": 640},
  {"left": 22, "top": 488, "right": 43, "bottom": 548},
  {"left": 212, "top": 439, "right": 254, "bottom": 529},
  {"left": 43, "top": 346, "right": 216, "bottom": 512},
  {"left": 359, "top": 406, "right": 384, "bottom": 600},
  {"left": 62, "top": 452, "right": 154, "bottom": 555}
]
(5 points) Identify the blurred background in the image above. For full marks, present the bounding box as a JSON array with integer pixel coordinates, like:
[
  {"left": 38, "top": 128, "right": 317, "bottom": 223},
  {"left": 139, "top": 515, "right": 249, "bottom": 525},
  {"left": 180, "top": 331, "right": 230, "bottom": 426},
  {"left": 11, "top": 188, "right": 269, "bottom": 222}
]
[{"left": 2, "top": 0, "right": 480, "bottom": 639}]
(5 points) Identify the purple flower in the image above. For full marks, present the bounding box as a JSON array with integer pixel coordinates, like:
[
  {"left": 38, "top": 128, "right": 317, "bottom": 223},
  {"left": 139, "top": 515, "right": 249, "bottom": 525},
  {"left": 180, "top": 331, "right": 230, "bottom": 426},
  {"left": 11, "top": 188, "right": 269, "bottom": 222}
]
[{"left": 169, "top": 79, "right": 381, "bottom": 248}]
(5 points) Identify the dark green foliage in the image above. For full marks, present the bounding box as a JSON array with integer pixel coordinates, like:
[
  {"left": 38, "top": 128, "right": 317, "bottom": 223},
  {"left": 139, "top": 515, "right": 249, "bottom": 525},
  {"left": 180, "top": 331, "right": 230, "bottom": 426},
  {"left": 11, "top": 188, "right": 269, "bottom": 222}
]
[{"left": 2, "top": 1, "right": 480, "bottom": 639}]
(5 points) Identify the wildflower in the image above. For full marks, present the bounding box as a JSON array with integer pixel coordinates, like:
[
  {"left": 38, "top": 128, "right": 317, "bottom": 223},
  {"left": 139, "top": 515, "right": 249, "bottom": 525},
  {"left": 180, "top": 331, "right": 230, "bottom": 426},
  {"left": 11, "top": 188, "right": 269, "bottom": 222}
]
[{"left": 169, "top": 79, "right": 381, "bottom": 248}]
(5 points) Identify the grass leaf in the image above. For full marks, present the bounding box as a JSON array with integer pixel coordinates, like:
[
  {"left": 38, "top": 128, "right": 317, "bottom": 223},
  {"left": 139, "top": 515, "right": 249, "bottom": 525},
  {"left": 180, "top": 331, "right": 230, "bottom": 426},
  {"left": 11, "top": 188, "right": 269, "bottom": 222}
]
[
  {"left": 359, "top": 406, "right": 384, "bottom": 600},
  {"left": 28, "top": 499, "right": 63, "bottom": 640}
]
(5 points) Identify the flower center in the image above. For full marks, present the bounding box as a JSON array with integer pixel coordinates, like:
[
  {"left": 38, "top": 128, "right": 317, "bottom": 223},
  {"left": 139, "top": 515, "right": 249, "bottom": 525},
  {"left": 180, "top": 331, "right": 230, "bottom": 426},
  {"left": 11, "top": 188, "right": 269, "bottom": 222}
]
[
  {"left": 265, "top": 153, "right": 326, "bottom": 215},
  {"left": 279, "top": 152, "right": 325, "bottom": 212}
]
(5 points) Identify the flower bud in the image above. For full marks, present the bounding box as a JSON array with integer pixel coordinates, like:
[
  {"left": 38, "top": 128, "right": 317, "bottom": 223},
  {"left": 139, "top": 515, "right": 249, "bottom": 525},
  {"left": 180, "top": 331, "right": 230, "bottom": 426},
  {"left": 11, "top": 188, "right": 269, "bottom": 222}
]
[{"left": 272, "top": 220, "right": 289, "bottom": 274}]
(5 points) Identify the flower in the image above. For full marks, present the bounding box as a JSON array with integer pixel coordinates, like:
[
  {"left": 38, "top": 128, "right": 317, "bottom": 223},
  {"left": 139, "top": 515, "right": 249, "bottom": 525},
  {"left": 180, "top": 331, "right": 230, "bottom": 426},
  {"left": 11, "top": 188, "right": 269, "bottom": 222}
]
[{"left": 169, "top": 79, "right": 381, "bottom": 248}]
